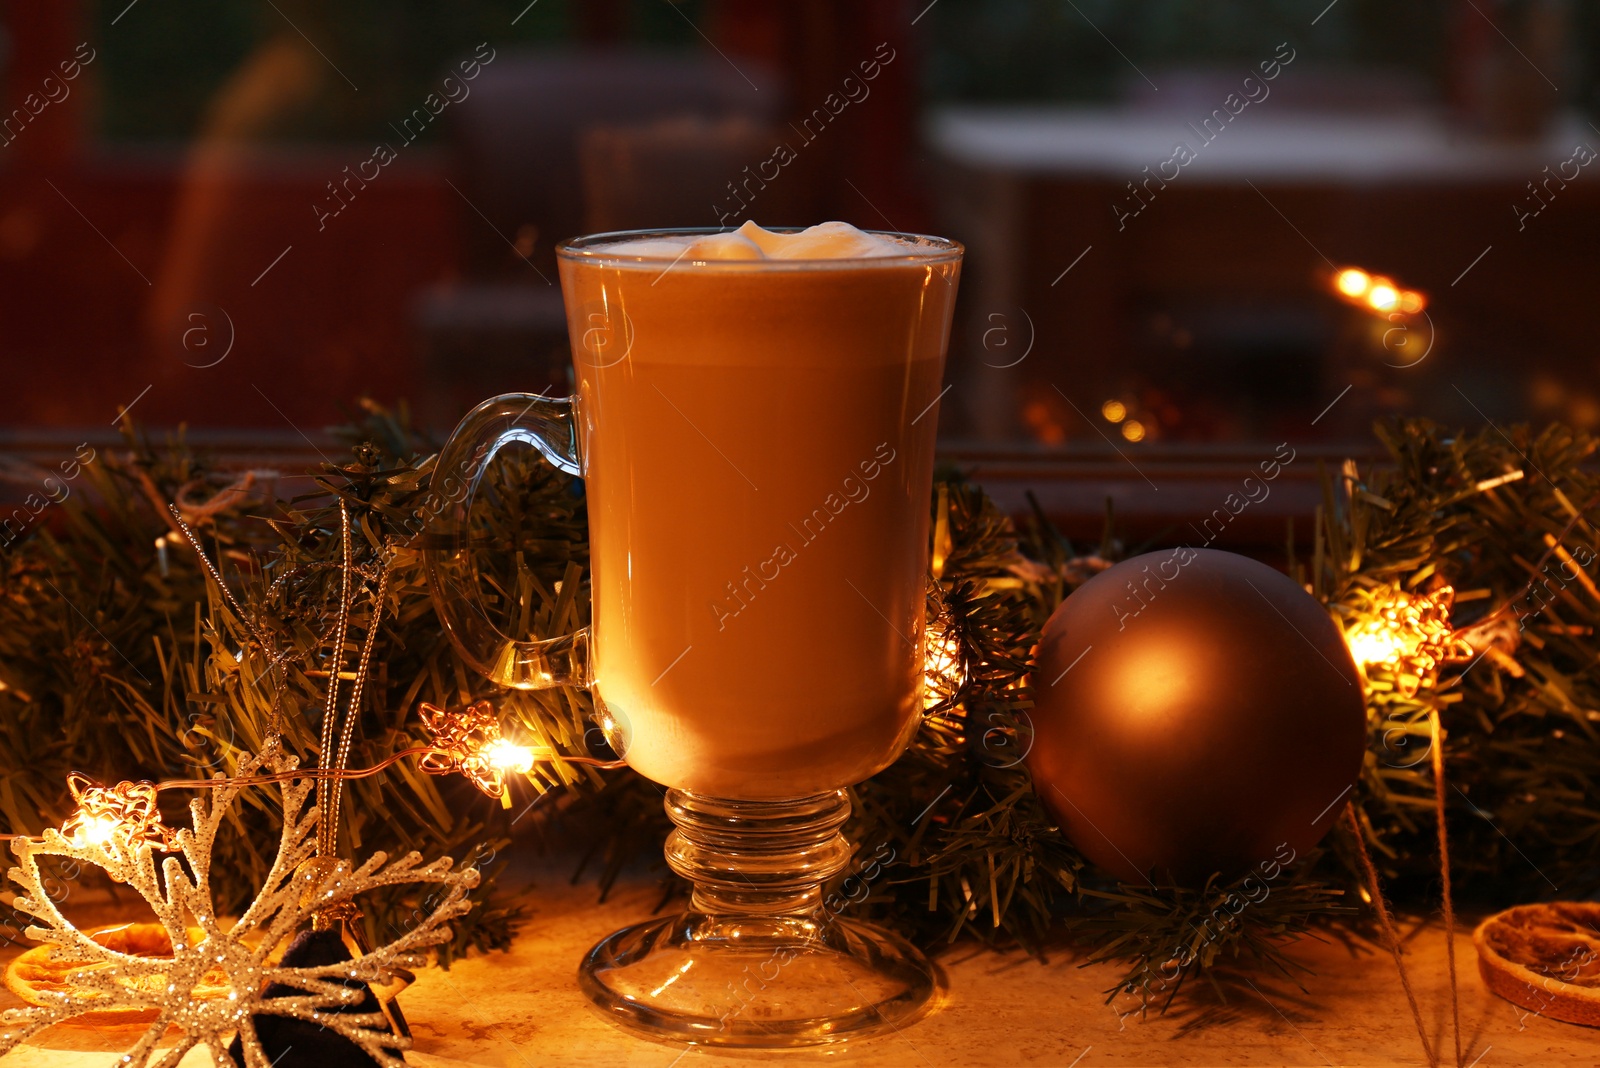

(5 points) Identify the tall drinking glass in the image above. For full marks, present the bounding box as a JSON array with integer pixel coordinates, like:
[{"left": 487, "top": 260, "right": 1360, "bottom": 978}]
[{"left": 425, "top": 228, "right": 962, "bottom": 1046}]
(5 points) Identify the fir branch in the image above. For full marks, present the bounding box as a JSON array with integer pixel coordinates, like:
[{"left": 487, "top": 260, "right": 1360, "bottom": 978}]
[
  {"left": 849, "top": 480, "right": 1085, "bottom": 947},
  {"left": 1320, "top": 419, "right": 1600, "bottom": 899},
  {"left": 7, "top": 409, "right": 1595, "bottom": 991},
  {"left": 1076, "top": 860, "right": 1348, "bottom": 1013},
  {"left": 0, "top": 406, "right": 601, "bottom": 956}
]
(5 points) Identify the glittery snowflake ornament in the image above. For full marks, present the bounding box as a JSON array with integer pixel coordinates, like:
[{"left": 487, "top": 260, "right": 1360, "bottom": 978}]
[{"left": 0, "top": 741, "right": 479, "bottom": 1067}]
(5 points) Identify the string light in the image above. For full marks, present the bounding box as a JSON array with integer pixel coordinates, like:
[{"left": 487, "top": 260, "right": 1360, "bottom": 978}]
[
  {"left": 924, "top": 627, "right": 965, "bottom": 712},
  {"left": 1343, "top": 585, "right": 1473, "bottom": 693},
  {"left": 59, "top": 774, "right": 175, "bottom": 854},
  {"left": 482, "top": 738, "right": 537, "bottom": 776},
  {"left": 2, "top": 722, "right": 624, "bottom": 848},
  {"left": 0, "top": 497, "right": 611, "bottom": 1056},
  {"left": 923, "top": 595, "right": 968, "bottom": 715},
  {"left": 418, "top": 701, "right": 547, "bottom": 800}
]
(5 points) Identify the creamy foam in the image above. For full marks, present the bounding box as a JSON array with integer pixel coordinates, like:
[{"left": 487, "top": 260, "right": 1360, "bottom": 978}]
[{"left": 594, "top": 220, "right": 921, "bottom": 262}]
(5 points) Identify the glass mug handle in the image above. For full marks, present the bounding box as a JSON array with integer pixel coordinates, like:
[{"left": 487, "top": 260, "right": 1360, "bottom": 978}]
[{"left": 422, "top": 393, "right": 587, "bottom": 690}]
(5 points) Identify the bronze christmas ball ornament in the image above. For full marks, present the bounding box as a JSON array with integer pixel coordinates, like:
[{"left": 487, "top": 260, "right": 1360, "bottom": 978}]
[{"left": 1026, "top": 548, "right": 1366, "bottom": 885}]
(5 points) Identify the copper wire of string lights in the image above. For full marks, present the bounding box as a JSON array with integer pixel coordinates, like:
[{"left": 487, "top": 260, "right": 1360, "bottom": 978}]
[
  {"left": 154, "top": 749, "right": 626, "bottom": 791},
  {"left": 0, "top": 750, "right": 626, "bottom": 845}
]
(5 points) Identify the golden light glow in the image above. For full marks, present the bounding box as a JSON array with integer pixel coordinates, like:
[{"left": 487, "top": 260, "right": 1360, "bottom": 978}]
[
  {"left": 72, "top": 815, "right": 119, "bottom": 848},
  {"left": 1474, "top": 470, "right": 1525, "bottom": 492},
  {"left": 483, "top": 739, "right": 536, "bottom": 775},
  {"left": 1119, "top": 646, "right": 1191, "bottom": 720},
  {"left": 922, "top": 615, "right": 966, "bottom": 714},
  {"left": 1121, "top": 420, "right": 1147, "bottom": 442},
  {"left": 59, "top": 775, "right": 175, "bottom": 853},
  {"left": 1335, "top": 268, "right": 1371, "bottom": 298},
  {"left": 1101, "top": 399, "right": 1127, "bottom": 423},
  {"left": 1331, "top": 267, "right": 1427, "bottom": 319},
  {"left": 1366, "top": 282, "right": 1399, "bottom": 312},
  {"left": 1344, "top": 627, "right": 1410, "bottom": 671},
  {"left": 418, "top": 701, "right": 545, "bottom": 799},
  {"left": 1342, "top": 585, "right": 1473, "bottom": 694}
]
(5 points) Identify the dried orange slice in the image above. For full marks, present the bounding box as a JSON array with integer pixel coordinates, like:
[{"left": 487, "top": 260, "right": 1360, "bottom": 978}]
[
  {"left": 4, "top": 922, "right": 232, "bottom": 1025},
  {"left": 1475, "top": 902, "right": 1600, "bottom": 1027}
]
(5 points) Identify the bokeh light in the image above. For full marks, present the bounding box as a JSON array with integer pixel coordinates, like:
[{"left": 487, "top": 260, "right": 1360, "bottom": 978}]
[
  {"left": 1366, "top": 282, "right": 1399, "bottom": 311},
  {"left": 1335, "top": 268, "right": 1371, "bottom": 298}
]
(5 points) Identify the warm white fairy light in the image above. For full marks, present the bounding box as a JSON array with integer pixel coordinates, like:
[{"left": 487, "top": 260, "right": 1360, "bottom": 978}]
[
  {"left": 58, "top": 774, "right": 175, "bottom": 857},
  {"left": 68, "top": 814, "right": 118, "bottom": 849},
  {"left": 484, "top": 738, "right": 537, "bottom": 776},
  {"left": 923, "top": 613, "right": 968, "bottom": 714},
  {"left": 418, "top": 701, "right": 548, "bottom": 799},
  {"left": 1343, "top": 585, "right": 1472, "bottom": 694}
]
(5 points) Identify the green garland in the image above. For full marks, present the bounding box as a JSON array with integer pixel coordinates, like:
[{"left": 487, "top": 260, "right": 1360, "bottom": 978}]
[
  {"left": 1315, "top": 420, "right": 1600, "bottom": 898},
  {"left": 1, "top": 409, "right": 1594, "bottom": 1002}
]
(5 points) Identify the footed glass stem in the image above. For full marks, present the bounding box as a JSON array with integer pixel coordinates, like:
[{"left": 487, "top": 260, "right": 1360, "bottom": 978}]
[{"left": 578, "top": 789, "right": 939, "bottom": 1047}]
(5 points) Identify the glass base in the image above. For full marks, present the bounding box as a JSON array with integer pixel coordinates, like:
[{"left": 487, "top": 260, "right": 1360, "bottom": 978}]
[
  {"left": 579, "top": 911, "right": 938, "bottom": 1046},
  {"left": 577, "top": 789, "right": 939, "bottom": 1048}
]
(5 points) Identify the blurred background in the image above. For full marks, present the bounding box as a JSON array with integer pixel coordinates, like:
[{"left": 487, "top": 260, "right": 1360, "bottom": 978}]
[{"left": 1, "top": 0, "right": 1596, "bottom": 541}]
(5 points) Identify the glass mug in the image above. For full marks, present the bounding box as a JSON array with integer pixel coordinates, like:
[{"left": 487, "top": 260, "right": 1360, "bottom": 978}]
[{"left": 425, "top": 228, "right": 962, "bottom": 1046}]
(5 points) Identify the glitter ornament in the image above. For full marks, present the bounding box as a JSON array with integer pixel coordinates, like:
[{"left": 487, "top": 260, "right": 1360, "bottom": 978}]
[
  {"left": 227, "top": 926, "right": 404, "bottom": 1067},
  {"left": 0, "top": 740, "right": 479, "bottom": 1067}
]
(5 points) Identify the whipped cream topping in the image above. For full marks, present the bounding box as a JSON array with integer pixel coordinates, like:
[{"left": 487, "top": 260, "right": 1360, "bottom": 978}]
[{"left": 596, "top": 220, "right": 915, "bottom": 261}]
